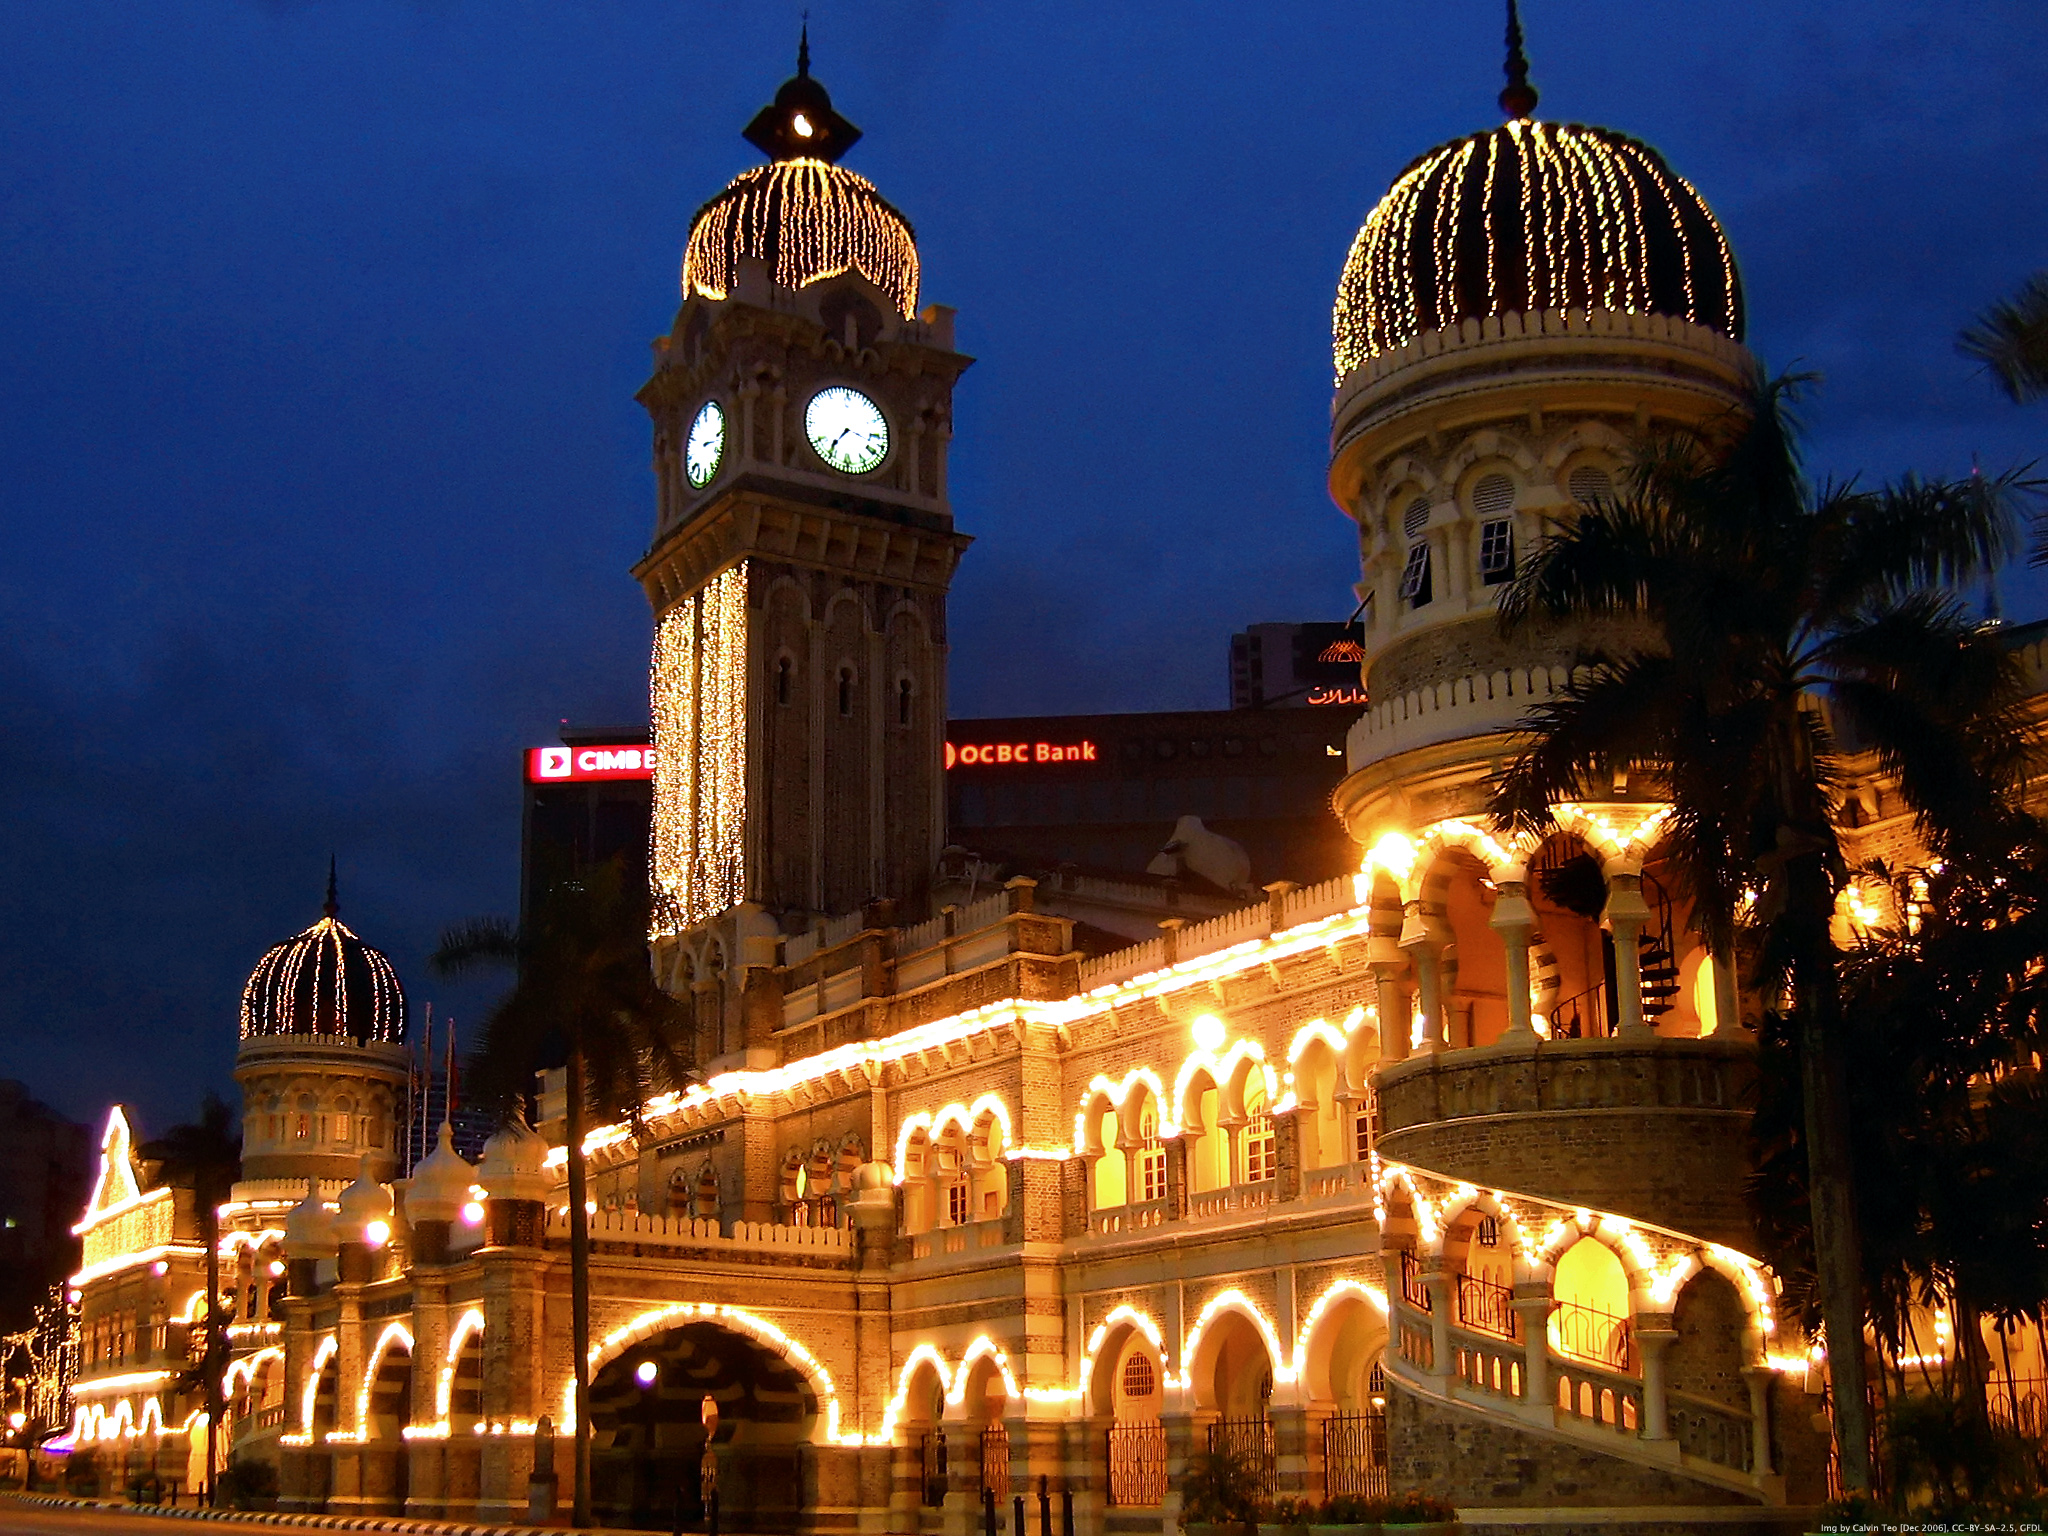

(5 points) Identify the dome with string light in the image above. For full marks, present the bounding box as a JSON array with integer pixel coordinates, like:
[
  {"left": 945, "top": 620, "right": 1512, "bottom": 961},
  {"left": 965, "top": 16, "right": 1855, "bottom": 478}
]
[
  {"left": 239, "top": 864, "right": 407, "bottom": 1045},
  {"left": 682, "top": 31, "right": 921, "bottom": 320},
  {"left": 1332, "top": 2, "right": 1743, "bottom": 381}
]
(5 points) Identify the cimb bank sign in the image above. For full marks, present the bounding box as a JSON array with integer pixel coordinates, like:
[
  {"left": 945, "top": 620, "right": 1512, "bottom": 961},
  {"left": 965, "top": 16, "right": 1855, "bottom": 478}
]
[{"left": 527, "top": 745, "right": 656, "bottom": 783}]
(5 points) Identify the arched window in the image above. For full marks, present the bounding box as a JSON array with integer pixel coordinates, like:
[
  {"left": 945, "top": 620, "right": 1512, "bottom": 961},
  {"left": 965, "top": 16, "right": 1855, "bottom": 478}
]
[
  {"left": 1136, "top": 1105, "right": 1166, "bottom": 1203},
  {"left": 1398, "top": 495, "right": 1433, "bottom": 609},
  {"left": 838, "top": 667, "right": 855, "bottom": 717},
  {"left": 1121, "top": 1353, "right": 1156, "bottom": 1399},
  {"left": 1242, "top": 1085, "right": 1276, "bottom": 1184},
  {"left": 897, "top": 676, "right": 914, "bottom": 727},
  {"left": 1473, "top": 473, "right": 1516, "bottom": 586},
  {"left": 776, "top": 655, "right": 793, "bottom": 706}
]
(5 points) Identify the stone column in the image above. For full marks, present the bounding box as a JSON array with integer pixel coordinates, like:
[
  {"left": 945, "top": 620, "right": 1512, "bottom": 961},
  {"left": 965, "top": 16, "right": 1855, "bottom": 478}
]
[
  {"left": 1602, "top": 869, "right": 1654, "bottom": 1038},
  {"left": 1705, "top": 950, "right": 1741, "bottom": 1037},
  {"left": 1512, "top": 1287, "right": 1553, "bottom": 1410},
  {"left": 1742, "top": 1364, "right": 1776, "bottom": 1476},
  {"left": 1399, "top": 904, "right": 1452, "bottom": 1055},
  {"left": 1368, "top": 911, "right": 1410, "bottom": 1063},
  {"left": 406, "top": 1275, "right": 450, "bottom": 1517},
  {"left": 1636, "top": 1321, "right": 1677, "bottom": 1440},
  {"left": 1490, "top": 877, "right": 1539, "bottom": 1041},
  {"left": 1422, "top": 1267, "right": 1453, "bottom": 1381}
]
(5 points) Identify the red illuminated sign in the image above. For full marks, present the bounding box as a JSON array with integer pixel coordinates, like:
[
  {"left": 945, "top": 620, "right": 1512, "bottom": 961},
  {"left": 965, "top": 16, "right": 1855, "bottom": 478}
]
[
  {"left": 945, "top": 740, "right": 1099, "bottom": 769},
  {"left": 527, "top": 745, "right": 657, "bottom": 783}
]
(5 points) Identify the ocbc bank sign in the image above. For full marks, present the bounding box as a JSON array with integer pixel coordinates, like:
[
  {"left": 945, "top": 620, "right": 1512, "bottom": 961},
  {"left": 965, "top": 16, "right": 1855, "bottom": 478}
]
[{"left": 945, "top": 740, "right": 1099, "bottom": 769}]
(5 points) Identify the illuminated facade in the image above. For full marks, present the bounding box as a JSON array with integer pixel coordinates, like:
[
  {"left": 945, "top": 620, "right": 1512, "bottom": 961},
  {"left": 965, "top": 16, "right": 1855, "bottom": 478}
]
[{"left": 73, "top": 25, "right": 2048, "bottom": 1536}]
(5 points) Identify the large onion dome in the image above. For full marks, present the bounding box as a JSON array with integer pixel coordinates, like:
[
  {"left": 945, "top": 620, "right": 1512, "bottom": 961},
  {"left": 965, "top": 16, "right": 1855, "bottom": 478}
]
[
  {"left": 239, "top": 863, "right": 407, "bottom": 1045},
  {"left": 681, "top": 30, "right": 920, "bottom": 319},
  {"left": 1333, "top": 4, "right": 1742, "bottom": 380}
]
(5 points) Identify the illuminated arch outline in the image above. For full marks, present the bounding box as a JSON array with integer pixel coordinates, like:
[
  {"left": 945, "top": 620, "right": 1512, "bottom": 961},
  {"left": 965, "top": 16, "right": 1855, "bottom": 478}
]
[{"left": 575, "top": 1302, "right": 848, "bottom": 1444}]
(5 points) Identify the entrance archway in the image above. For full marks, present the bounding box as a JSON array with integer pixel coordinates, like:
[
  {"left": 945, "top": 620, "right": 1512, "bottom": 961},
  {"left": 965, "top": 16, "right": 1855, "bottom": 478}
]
[{"left": 588, "top": 1320, "right": 819, "bottom": 1531}]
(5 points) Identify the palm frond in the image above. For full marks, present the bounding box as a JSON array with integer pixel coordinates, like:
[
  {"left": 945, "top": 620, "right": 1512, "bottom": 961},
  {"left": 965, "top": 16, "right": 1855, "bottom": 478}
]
[
  {"left": 1488, "top": 654, "right": 1683, "bottom": 837},
  {"left": 1812, "top": 473, "right": 2024, "bottom": 618},
  {"left": 430, "top": 917, "right": 521, "bottom": 977},
  {"left": 1960, "top": 271, "right": 2048, "bottom": 405}
]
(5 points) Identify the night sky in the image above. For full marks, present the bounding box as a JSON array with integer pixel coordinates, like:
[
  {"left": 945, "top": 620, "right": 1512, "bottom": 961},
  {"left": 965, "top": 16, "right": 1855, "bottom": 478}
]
[{"left": 3, "top": 1, "right": 2043, "bottom": 1134}]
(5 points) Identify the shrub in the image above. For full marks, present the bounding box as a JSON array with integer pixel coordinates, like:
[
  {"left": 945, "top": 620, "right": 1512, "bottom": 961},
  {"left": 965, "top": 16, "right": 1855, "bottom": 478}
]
[
  {"left": 1315, "top": 1493, "right": 1375, "bottom": 1524},
  {"left": 61, "top": 1448, "right": 101, "bottom": 1497},
  {"left": 1261, "top": 1495, "right": 1314, "bottom": 1525},
  {"left": 216, "top": 1456, "right": 278, "bottom": 1511},
  {"left": 1378, "top": 1491, "right": 1457, "bottom": 1525},
  {"left": 1182, "top": 1450, "right": 1264, "bottom": 1528}
]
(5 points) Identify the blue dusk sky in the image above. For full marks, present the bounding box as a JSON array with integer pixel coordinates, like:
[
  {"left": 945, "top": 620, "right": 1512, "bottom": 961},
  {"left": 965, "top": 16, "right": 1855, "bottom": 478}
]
[{"left": 1, "top": 1, "right": 2042, "bottom": 1131}]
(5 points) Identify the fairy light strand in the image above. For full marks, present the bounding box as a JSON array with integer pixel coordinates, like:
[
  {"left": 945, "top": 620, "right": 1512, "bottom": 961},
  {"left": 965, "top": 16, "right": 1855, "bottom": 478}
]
[
  {"left": 1334, "top": 120, "right": 1743, "bottom": 380},
  {"left": 650, "top": 562, "right": 750, "bottom": 938},
  {"left": 683, "top": 160, "right": 920, "bottom": 320}
]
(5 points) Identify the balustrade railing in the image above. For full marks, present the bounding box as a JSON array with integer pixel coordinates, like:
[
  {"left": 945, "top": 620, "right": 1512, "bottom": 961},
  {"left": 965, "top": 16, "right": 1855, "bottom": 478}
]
[
  {"left": 1321, "top": 1411, "right": 1387, "bottom": 1500},
  {"left": 1454, "top": 1273, "right": 1519, "bottom": 1340},
  {"left": 1452, "top": 1336, "right": 1524, "bottom": 1401},
  {"left": 1105, "top": 1423, "right": 1166, "bottom": 1507},
  {"left": 1398, "top": 1250, "right": 1432, "bottom": 1312},
  {"left": 1555, "top": 1361, "right": 1642, "bottom": 1434},
  {"left": 1669, "top": 1390, "right": 1753, "bottom": 1472},
  {"left": 1552, "top": 1300, "right": 1633, "bottom": 1372},
  {"left": 1090, "top": 1199, "right": 1169, "bottom": 1237}
]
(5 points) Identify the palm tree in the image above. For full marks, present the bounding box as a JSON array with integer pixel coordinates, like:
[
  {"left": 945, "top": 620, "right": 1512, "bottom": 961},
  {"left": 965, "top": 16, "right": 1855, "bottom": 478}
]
[
  {"left": 430, "top": 852, "right": 694, "bottom": 1528},
  {"left": 1961, "top": 272, "right": 2048, "bottom": 405},
  {"left": 143, "top": 1094, "right": 241, "bottom": 1506},
  {"left": 1488, "top": 372, "right": 2036, "bottom": 1490}
]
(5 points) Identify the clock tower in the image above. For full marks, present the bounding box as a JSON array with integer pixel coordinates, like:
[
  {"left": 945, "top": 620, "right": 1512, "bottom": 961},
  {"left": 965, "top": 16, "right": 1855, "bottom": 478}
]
[{"left": 634, "top": 39, "right": 972, "bottom": 1054}]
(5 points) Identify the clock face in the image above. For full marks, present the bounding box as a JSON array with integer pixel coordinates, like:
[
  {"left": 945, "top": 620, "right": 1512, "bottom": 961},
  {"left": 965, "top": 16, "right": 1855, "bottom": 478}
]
[
  {"left": 804, "top": 387, "right": 890, "bottom": 475},
  {"left": 684, "top": 401, "right": 725, "bottom": 489}
]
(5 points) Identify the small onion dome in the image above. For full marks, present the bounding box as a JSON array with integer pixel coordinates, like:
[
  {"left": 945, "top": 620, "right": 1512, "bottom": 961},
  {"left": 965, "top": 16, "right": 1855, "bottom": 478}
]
[
  {"left": 1333, "top": 118, "right": 1743, "bottom": 379},
  {"left": 240, "top": 863, "right": 406, "bottom": 1044},
  {"left": 406, "top": 1122, "right": 476, "bottom": 1225},
  {"left": 336, "top": 1153, "right": 394, "bottom": 1241},
  {"left": 283, "top": 1179, "right": 338, "bottom": 1260},
  {"left": 853, "top": 1160, "right": 894, "bottom": 1192},
  {"left": 684, "top": 160, "right": 919, "bottom": 320},
  {"left": 478, "top": 1117, "right": 551, "bottom": 1205}
]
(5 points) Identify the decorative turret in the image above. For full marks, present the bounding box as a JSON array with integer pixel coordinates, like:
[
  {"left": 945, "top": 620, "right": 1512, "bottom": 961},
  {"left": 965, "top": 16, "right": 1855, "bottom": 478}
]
[
  {"left": 1326, "top": 2, "right": 1754, "bottom": 795},
  {"left": 232, "top": 865, "right": 411, "bottom": 1195},
  {"left": 478, "top": 1117, "right": 551, "bottom": 1247}
]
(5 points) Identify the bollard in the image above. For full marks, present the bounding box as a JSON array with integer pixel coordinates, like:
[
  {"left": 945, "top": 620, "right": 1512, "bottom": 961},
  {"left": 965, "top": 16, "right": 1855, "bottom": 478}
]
[
  {"left": 1038, "top": 1475, "right": 1051, "bottom": 1536},
  {"left": 1013, "top": 1493, "right": 1026, "bottom": 1536},
  {"left": 983, "top": 1486, "right": 997, "bottom": 1536},
  {"left": 1062, "top": 1486, "right": 1074, "bottom": 1536}
]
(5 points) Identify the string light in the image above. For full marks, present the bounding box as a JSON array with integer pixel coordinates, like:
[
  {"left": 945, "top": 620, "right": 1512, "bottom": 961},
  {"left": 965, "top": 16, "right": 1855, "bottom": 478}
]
[
  {"left": 683, "top": 160, "right": 920, "bottom": 320},
  {"left": 1334, "top": 119, "right": 1743, "bottom": 380},
  {"left": 240, "top": 913, "right": 406, "bottom": 1043},
  {"left": 650, "top": 562, "right": 750, "bottom": 938}
]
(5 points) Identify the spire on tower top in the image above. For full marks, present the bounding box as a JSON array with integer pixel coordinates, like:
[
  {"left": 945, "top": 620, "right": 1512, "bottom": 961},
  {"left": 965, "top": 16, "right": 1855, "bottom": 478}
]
[
  {"left": 1500, "top": 0, "right": 1539, "bottom": 119},
  {"left": 323, "top": 855, "right": 339, "bottom": 920},
  {"left": 742, "top": 22, "right": 863, "bottom": 163}
]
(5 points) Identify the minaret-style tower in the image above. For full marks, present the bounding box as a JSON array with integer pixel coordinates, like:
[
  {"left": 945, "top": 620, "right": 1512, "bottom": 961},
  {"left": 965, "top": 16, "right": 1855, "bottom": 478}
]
[
  {"left": 231, "top": 863, "right": 410, "bottom": 1194},
  {"left": 635, "top": 40, "right": 971, "bottom": 1032},
  {"left": 1328, "top": 10, "right": 1752, "bottom": 830}
]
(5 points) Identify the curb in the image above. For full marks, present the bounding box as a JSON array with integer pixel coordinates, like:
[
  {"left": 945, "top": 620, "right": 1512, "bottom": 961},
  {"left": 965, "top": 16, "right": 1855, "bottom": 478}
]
[{"left": 2, "top": 1491, "right": 551, "bottom": 1536}]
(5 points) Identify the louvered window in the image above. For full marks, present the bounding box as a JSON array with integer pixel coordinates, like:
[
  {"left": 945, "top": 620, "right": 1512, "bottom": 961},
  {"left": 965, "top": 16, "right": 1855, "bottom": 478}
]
[
  {"left": 1400, "top": 496, "right": 1431, "bottom": 538},
  {"left": 1569, "top": 464, "right": 1614, "bottom": 506}
]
